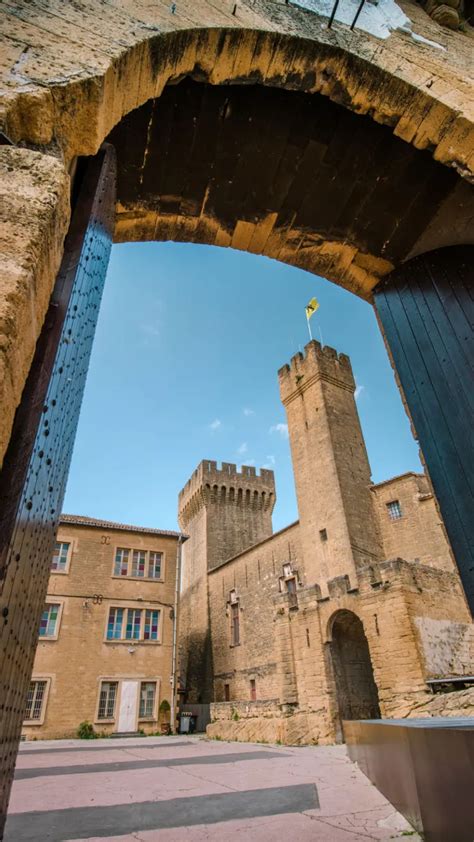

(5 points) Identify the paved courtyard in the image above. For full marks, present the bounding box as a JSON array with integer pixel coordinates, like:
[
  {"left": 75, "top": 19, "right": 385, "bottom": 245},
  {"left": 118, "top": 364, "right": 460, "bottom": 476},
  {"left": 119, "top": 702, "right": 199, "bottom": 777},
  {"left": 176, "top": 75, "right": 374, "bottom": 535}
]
[{"left": 6, "top": 736, "right": 419, "bottom": 841}]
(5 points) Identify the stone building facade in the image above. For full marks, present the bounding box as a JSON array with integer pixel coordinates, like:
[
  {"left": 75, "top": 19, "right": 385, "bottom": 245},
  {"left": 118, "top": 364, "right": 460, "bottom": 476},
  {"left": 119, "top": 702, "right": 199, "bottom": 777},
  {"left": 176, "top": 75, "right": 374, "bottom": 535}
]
[
  {"left": 179, "top": 341, "right": 473, "bottom": 743},
  {"left": 22, "top": 516, "right": 182, "bottom": 740}
]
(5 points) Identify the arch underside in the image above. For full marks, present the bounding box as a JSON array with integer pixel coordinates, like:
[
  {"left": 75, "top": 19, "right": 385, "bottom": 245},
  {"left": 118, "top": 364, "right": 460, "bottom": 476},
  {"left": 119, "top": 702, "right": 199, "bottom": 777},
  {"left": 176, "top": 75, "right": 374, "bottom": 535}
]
[
  {"left": 110, "top": 80, "right": 474, "bottom": 297},
  {"left": 1, "top": 0, "right": 473, "bottom": 179}
]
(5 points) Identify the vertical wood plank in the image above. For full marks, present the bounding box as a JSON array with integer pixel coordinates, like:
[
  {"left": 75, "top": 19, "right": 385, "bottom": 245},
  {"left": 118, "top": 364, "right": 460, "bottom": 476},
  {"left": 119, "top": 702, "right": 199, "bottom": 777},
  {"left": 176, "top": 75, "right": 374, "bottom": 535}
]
[
  {"left": 375, "top": 246, "right": 474, "bottom": 615},
  {"left": 0, "top": 146, "right": 116, "bottom": 833}
]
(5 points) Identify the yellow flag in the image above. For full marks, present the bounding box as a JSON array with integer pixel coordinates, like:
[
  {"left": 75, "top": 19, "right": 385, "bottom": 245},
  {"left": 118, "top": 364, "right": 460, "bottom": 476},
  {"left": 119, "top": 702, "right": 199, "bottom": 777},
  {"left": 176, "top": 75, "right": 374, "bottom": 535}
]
[{"left": 305, "top": 297, "right": 319, "bottom": 320}]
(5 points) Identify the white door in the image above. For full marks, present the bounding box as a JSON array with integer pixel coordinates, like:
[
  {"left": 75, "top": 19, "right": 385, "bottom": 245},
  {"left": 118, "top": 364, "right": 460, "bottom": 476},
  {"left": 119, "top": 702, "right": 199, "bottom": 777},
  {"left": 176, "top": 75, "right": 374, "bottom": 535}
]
[{"left": 117, "top": 681, "right": 139, "bottom": 732}]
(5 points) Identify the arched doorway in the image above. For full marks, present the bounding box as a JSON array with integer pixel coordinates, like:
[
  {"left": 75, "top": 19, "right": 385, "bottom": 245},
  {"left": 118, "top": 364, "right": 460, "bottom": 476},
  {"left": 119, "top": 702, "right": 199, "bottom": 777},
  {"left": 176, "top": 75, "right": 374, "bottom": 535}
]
[{"left": 329, "top": 610, "right": 381, "bottom": 732}]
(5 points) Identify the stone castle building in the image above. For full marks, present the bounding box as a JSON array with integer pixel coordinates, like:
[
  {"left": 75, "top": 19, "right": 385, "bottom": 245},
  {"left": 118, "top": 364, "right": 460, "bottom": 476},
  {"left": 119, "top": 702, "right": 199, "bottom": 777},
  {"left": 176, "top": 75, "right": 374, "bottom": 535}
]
[
  {"left": 23, "top": 516, "right": 182, "bottom": 740},
  {"left": 178, "top": 341, "right": 473, "bottom": 743}
]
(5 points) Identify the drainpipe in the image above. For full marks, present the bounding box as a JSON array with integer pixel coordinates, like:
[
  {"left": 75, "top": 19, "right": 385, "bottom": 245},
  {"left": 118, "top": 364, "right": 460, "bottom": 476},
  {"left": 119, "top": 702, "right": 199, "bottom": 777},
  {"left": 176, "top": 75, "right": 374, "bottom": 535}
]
[{"left": 170, "top": 534, "right": 184, "bottom": 734}]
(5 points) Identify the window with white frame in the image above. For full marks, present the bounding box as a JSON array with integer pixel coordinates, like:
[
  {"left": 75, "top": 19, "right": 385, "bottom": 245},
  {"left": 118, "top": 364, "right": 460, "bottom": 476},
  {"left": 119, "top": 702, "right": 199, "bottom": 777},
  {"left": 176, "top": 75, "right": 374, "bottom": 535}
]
[
  {"left": 98, "top": 681, "right": 118, "bottom": 720},
  {"left": 139, "top": 682, "right": 157, "bottom": 718},
  {"left": 25, "top": 680, "right": 48, "bottom": 721},
  {"left": 113, "top": 547, "right": 163, "bottom": 579},
  {"left": 39, "top": 604, "right": 60, "bottom": 638},
  {"left": 51, "top": 541, "right": 70, "bottom": 572},
  {"left": 106, "top": 607, "right": 160, "bottom": 642},
  {"left": 386, "top": 500, "right": 403, "bottom": 521}
]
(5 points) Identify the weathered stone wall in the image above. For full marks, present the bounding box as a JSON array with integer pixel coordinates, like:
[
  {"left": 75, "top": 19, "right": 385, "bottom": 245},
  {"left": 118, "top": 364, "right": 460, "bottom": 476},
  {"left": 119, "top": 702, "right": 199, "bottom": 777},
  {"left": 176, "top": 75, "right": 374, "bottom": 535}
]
[
  {"left": 208, "top": 522, "right": 301, "bottom": 704},
  {"left": 406, "top": 686, "right": 474, "bottom": 718},
  {"left": 22, "top": 519, "right": 179, "bottom": 740},
  {"left": 372, "top": 472, "right": 456, "bottom": 572},
  {"left": 178, "top": 461, "right": 275, "bottom": 702},
  {"left": 0, "top": 147, "right": 70, "bottom": 471},
  {"left": 413, "top": 617, "right": 474, "bottom": 677}
]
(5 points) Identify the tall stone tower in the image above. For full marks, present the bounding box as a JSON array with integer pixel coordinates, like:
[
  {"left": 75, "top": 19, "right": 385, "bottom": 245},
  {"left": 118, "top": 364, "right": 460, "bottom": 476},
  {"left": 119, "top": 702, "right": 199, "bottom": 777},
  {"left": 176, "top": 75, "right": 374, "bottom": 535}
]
[
  {"left": 178, "top": 460, "right": 275, "bottom": 701},
  {"left": 279, "top": 341, "right": 382, "bottom": 593}
]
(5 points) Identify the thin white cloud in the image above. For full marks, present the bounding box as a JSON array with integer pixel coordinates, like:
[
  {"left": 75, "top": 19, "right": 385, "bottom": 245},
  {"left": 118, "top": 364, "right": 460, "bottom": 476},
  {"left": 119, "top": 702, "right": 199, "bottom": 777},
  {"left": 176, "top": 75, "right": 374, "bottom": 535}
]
[
  {"left": 355, "top": 384, "right": 365, "bottom": 401},
  {"left": 140, "top": 321, "right": 161, "bottom": 341},
  {"left": 243, "top": 408, "right": 255, "bottom": 417},
  {"left": 262, "top": 455, "right": 276, "bottom": 469},
  {"left": 269, "top": 423, "right": 289, "bottom": 439},
  {"left": 209, "top": 419, "right": 222, "bottom": 431},
  {"left": 237, "top": 442, "right": 248, "bottom": 455}
]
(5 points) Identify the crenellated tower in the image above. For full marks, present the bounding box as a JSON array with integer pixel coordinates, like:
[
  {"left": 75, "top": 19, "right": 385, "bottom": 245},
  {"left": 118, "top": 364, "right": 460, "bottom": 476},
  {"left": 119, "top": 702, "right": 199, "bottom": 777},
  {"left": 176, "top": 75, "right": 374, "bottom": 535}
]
[
  {"left": 279, "top": 341, "right": 382, "bottom": 594},
  {"left": 178, "top": 461, "right": 275, "bottom": 702}
]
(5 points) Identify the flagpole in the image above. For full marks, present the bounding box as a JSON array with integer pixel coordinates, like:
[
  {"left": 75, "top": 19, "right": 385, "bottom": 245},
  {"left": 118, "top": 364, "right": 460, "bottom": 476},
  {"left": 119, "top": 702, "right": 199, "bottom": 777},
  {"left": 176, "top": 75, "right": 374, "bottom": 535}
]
[{"left": 307, "top": 317, "right": 313, "bottom": 342}]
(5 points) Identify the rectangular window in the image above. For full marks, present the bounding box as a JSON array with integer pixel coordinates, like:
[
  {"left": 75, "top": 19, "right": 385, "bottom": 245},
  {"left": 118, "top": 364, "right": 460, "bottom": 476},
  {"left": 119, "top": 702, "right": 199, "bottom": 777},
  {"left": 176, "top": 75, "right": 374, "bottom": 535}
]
[
  {"left": 148, "top": 551, "right": 162, "bottom": 579},
  {"left": 125, "top": 608, "right": 142, "bottom": 640},
  {"left": 231, "top": 603, "right": 240, "bottom": 646},
  {"left": 132, "top": 549, "right": 146, "bottom": 577},
  {"left": 25, "top": 680, "right": 47, "bottom": 721},
  {"left": 250, "top": 679, "right": 257, "bottom": 701},
  {"left": 139, "top": 682, "right": 156, "bottom": 718},
  {"left": 224, "top": 684, "right": 230, "bottom": 702},
  {"left": 51, "top": 542, "right": 70, "bottom": 572},
  {"left": 387, "top": 500, "right": 402, "bottom": 521},
  {"left": 113, "top": 547, "right": 163, "bottom": 579},
  {"left": 114, "top": 548, "right": 130, "bottom": 576},
  {"left": 286, "top": 576, "right": 298, "bottom": 609},
  {"left": 144, "top": 609, "right": 160, "bottom": 641},
  {"left": 107, "top": 607, "right": 124, "bottom": 640},
  {"left": 39, "top": 604, "right": 60, "bottom": 638},
  {"left": 106, "top": 607, "right": 160, "bottom": 642},
  {"left": 98, "top": 681, "right": 118, "bottom": 719}
]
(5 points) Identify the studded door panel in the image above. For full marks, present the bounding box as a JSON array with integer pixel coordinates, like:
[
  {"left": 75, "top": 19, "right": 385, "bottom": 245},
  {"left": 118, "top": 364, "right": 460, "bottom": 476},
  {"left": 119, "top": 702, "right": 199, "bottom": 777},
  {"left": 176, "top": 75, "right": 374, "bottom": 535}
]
[{"left": 0, "top": 147, "right": 116, "bottom": 829}]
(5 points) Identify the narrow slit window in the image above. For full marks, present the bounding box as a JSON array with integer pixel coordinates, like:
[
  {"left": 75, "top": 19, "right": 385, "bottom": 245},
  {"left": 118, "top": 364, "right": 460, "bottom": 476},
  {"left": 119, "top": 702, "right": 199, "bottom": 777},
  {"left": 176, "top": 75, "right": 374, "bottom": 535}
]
[
  {"left": 230, "top": 602, "right": 240, "bottom": 646},
  {"left": 250, "top": 679, "right": 257, "bottom": 701}
]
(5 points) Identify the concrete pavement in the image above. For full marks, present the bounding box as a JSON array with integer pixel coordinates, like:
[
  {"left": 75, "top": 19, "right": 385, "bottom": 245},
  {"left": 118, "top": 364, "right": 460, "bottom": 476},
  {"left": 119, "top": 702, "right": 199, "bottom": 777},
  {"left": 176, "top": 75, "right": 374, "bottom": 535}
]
[{"left": 6, "top": 735, "right": 420, "bottom": 841}]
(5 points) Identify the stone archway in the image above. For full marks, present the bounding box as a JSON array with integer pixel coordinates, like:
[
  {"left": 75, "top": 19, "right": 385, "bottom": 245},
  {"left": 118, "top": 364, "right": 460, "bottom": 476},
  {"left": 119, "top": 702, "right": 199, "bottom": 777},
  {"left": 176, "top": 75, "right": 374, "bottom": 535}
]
[
  {"left": 1, "top": 0, "right": 474, "bottom": 831},
  {"left": 329, "top": 610, "right": 381, "bottom": 730}
]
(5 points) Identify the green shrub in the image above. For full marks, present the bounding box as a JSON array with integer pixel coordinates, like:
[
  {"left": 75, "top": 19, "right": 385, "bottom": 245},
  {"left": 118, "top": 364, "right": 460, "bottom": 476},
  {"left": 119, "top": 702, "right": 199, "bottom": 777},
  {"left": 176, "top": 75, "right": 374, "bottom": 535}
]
[
  {"left": 77, "top": 721, "right": 97, "bottom": 740},
  {"left": 231, "top": 707, "right": 239, "bottom": 721}
]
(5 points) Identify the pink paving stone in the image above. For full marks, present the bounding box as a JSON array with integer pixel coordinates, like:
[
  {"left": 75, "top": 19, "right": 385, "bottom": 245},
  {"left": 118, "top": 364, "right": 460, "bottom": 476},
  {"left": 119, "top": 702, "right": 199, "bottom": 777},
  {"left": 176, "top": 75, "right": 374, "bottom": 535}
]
[{"left": 8, "top": 737, "right": 420, "bottom": 841}]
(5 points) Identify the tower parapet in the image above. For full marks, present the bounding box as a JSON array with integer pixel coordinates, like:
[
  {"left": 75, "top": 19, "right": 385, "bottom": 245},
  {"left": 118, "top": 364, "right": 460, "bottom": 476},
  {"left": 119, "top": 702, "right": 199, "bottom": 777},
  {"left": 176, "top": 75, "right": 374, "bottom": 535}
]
[
  {"left": 178, "top": 460, "right": 275, "bottom": 703},
  {"left": 278, "top": 341, "right": 354, "bottom": 406},
  {"left": 279, "top": 340, "right": 382, "bottom": 593},
  {"left": 179, "top": 460, "right": 275, "bottom": 533}
]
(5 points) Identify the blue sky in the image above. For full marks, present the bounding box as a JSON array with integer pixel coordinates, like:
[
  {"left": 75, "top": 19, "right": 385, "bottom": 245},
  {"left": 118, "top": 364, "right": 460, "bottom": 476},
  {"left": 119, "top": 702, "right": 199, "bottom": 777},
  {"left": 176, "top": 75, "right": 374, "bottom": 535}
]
[{"left": 63, "top": 242, "right": 422, "bottom": 532}]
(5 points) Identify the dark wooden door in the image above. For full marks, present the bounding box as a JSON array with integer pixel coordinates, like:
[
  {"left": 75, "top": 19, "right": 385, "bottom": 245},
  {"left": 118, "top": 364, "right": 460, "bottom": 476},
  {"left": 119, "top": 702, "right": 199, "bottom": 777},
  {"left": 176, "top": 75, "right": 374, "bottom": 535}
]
[
  {"left": 375, "top": 246, "right": 474, "bottom": 614},
  {"left": 0, "top": 146, "right": 116, "bottom": 833}
]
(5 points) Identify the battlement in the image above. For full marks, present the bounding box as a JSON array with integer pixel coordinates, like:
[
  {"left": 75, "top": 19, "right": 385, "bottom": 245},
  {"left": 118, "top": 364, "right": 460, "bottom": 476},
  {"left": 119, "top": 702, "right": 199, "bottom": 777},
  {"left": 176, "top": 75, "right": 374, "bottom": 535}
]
[
  {"left": 278, "top": 340, "right": 355, "bottom": 405},
  {"left": 178, "top": 460, "right": 276, "bottom": 528}
]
